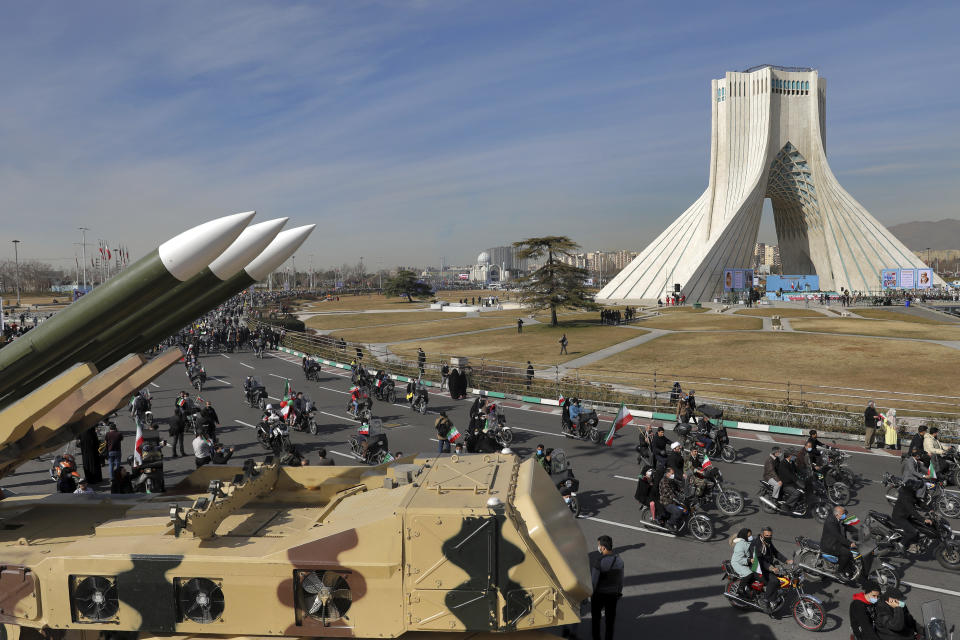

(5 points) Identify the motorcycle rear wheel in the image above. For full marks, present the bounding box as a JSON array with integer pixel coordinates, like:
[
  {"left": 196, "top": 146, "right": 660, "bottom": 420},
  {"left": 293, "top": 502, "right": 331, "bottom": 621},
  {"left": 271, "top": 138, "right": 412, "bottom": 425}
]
[
  {"left": 388, "top": 389, "right": 397, "bottom": 404},
  {"left": 716, "top": 490, "right": 744, "bottom": 516},
  {"left": 792, "top": 596, "right": 825, "bottom": 631},
  {"left": 828, "top": 482, "right": 851, "bottom": 506},
  {"left": 870, "top": 566, "right": 899, "bottom": 589},
  {"left": 937, "top": 494, "right": 960, "bottom": 519},
  {"left": 758, "top": 492, "right": 777, "bottom": 515},
  {"left": 936, "top": 543, "right": 960, "bottom": 570},
  {"left": 689, "top": 515, "right": 713, "bottom": 541},
  {"left": 721, "top": 445, "right": 736, "bottom": 463},
  {"left": 813, "top": 502, "right": 829, "bottom": 523},
  {"left": 498, "top": 428, "right": 514, "bottom": 446},
  {"left": 588, "top": 428, "right": 602, "bottom": 444},
  {"left": 723, "top": 580, "right": 752, "bottom": 610},
  {"left": 794, "top": 550, "right": 820, "bottom": 581},
  {"left": 567, "top": 496, "right": 581, "bottom": 518},
  {"left": 309, "top": 419, "right": 318, "bottom": 436}
]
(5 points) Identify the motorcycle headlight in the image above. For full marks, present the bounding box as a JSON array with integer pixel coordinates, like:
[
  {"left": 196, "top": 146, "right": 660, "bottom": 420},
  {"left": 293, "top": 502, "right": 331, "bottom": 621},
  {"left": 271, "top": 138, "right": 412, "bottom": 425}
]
[{"left": 565, "top": 480, "right": 573, "bottom": 488}]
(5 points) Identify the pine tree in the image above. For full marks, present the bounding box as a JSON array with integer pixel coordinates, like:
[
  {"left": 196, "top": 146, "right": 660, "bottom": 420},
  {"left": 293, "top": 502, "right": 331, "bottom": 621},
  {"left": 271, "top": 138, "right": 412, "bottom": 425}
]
[
  {"left": 513, "top": 236, "right": 598, "bottom": 326},
  {"left": 383, "top": 269, "right": 433, "bottom": 302}
]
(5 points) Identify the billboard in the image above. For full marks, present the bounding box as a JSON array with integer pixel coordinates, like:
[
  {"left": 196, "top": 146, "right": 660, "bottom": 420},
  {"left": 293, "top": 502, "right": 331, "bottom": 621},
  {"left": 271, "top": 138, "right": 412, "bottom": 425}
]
[
  {"left": 880, "top": 269, "right": 898, "bottom": 289},
  {"left": 723, "top": 269, "right": 754, "bottom": 291},
  {"left": 917, "top": 268, "right": 933, "bottom": 289},
  {"left": 899, "top": 269, "right": 916, "bottom": 289},
  {"left": 458, "top": 273, "right": 469, "bottom": 281}
]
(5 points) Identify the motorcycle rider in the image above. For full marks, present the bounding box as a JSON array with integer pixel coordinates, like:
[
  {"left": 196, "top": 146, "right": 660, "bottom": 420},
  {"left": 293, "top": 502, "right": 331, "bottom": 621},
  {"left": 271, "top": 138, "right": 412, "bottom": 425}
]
[
  {"left": 821, "top": 505, "right": 857, "bottom": 579},
  {"left": 666, "top": 441, "right": 684, "bottom": 480},
  {"left": 749, "top": 526, "right": 790, "bottom": 615},
  {"left": 776, "top": 449, "right": 803, "bottom": 512},
  {"left": 849, "top": 581, "right": 881, "bottom": 640},
  {"left": 349, "top": 386, "right": 365, "bottom": 416},
  {"left": 729, "top": 527, "right": 755, "bottom": 595},
  {"left": 652, "top": 425, "right": 671, "bottom": 470},
  {"left": 198, "top": 400, "right": 220, "bottom": 442},
  {"left": 470, "top": 397, "right": 487, "bottom": 431},
  {"left": 676, "top": 392, "right": 692, "bottom": 424},
  {"left": 634, "top": 468, "right": 658, "bottom": 516},
  {"left": 534, "top": 444, "right": 548, "bottom": 471},
  {"left": 291, "top": 391, "right": 307, "bottom": 425},
  {"left": 874, "top": 588, "right": 923, "bottom": 640},
  {"left": 694, "top": 416, "right": 715, "bottom": 452},
  {"left": 658, "top": 466, "right": 685, "bottom": 530},
  {"left": 763, "top": 447, "right": 783, "bottom": 500},
  {"left": 796, "top": 440, "right": 821, "bottom": 477},
  {"left": 924, "top": 426, "right": 954, "bottom": 477},
  {"left": 906, "top": 424, "right": 927, "bottom": 461},
  {"left": 891, "top": 478, "right": 933, "bottom": 554},
  {"left": 901, "top": 449, "right": 927, "bottom": 494},
  {"left": 806, "top": 429, "right": 833, "bottom": 464},
  {"left": 568, "top": 398, "right": 582, "bottom": 432}
]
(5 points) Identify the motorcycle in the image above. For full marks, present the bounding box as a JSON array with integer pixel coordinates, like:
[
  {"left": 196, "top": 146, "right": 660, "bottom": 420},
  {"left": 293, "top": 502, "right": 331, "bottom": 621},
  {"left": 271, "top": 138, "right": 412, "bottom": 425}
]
[
  {"left": 692, "top": 466, "right": 745, "bottom": 516},
  {"left": 482, "top": 404, "right": 514, "bottom": 447},
  {"left": 793, "top": 535, "right": 899, "bottom": 589},
  {"left": 408, "top": 386, "right": 429, "bottom": 414},
  {"left": 348, "top": 419, "right": 390, "bottom": 465},
  {"left": 548, "top": 449, "right": 580, "bottom": 517},
  {"left": 373, "top": 376, "right": 397, "bottom": 403},
  {"left": 821, "top": 448, "right": 859, "bottom": 489},
  {"left": 291, "top": 400, "right": 318, "bottom": 436},
  {"left": 882, "top": 472, "right": 960, "bottom": 520},
  {"left": 256, "top": 415, "right": 289, "bottom": 451},
  {"left": 863, "top": 509, "right": 960, "bottom": 571},
  {"left": 676, "top": 405, "right": 737, "bottom": 462},
  {"left": 244, "top": 381, "right": 268, "bottom": 410},
  {"left": 757, "top": 480, "right": 830, "bottom": 522},
  {"left": 561, "top": 407, "right": 602, "bottom": 443},
  {"left": 639, "top": 496, "right": 714, "bottom": 541},
  {"left": 305, "top": 363, "right": 322, "bottom": 382},
  {"left": 346, "top": 395, "right": 374, "bottom": 422},
  {"left": 721, "top": 562, "right": 826, "bottom": 631},
  {"left": 190, "top": 367, "right": 207, "bottom": 392}
]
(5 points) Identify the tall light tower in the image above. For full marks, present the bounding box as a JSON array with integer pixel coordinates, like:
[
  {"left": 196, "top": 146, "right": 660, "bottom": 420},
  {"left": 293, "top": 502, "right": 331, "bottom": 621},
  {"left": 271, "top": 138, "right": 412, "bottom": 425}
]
[
  {"left": 12, "top": 240, "right": 21, "bottom": 306},
  {"left": 78, "top": 227, "right": 89, "bottom": 289}
]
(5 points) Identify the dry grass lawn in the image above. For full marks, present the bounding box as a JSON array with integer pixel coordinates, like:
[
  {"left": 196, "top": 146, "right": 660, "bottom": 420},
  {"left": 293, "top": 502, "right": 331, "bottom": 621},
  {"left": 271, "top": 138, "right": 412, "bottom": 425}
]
[
  {"left": 332, "top": 316, "right": 524, "bottom": 343},
  {"left": 790, "top": 318, "right": 960, "bottom": 340},
  {"left": 652, "top": 306, "right": 708, "bottom": 314},
  {"left": 303, "top": 294, "right": 429, "bottom": 311},
  {"left": 636, "top": 313, "right": 762, "bottom": 331},
  {"left": 735, "top": 308, "right": 826, "bottom": 318},
  {"left": 305, "top": 311, "right": 462, "bottom": 330},
  {"left": 853, "top": 308, "right": 951, "bottom": 325},
  {"left": 390, "top": 322, "right": 645, "bottom": 364},
  {"left": 582, "top": 332, "right": 960, "bottom": 398}
]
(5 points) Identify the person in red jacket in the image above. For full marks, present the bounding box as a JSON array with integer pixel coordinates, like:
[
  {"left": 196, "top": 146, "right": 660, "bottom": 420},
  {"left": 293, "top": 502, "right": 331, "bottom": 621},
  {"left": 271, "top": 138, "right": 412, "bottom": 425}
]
[{"left": 849, "top": 582, "right": 881, "bottom": 640}]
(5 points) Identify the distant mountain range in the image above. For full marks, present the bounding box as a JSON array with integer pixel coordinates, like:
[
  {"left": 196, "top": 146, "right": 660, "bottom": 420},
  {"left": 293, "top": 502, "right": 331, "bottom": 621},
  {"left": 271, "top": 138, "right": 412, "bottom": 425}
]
[{"left": 888, "top": 219, "right": 960, "bottom": 251}]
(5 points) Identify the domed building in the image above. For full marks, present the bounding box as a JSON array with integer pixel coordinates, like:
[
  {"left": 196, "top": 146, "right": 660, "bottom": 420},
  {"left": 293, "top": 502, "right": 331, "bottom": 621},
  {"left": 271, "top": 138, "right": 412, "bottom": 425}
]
[
  {"left": 469, "top": 246, "right": 528, "bottom": 284},
  {"left": 470, "top": 251, "right": 501, "bottom": 283}
]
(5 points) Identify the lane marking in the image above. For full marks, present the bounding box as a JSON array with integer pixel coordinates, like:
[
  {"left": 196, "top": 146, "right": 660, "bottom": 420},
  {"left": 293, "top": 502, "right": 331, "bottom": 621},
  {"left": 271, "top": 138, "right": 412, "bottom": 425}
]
[
  {"left": 268, "top": 373, "right": 290, "bottom": 380},
  {"left": 211, "top": 377, "right": 231, "bottom": 385},
  {"left": 583, "top": 516, "right": 675, "bottom": 538},
  {"left": 614, "top": 475, "right": 638, "bottom": 482},
  {"left": 902, "top": 581, "right": 960, "bottom": 598},
  {"left": 150, "top": 382, "right": 160, "bottom": 388},
  {"left": 220, "top": 353, "right": 231, "bottom": 359},
  {"left": 239, "top": 362, "right": 255, "bottom": 369},
  {"left": 754, "top": 434, "right": 773, "bottom": 442},
  {"left": 327, "top": 450, "right": 354, "bottom": 459},
  {"left": 236, "top": 420, "right": 257, "bottom": 428}
]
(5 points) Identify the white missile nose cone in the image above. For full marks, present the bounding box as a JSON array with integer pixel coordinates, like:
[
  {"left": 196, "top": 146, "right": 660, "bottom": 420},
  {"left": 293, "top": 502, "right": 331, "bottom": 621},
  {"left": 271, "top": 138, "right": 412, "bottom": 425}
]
[
  {"left": 244, "top": 224, "right": 316, "bottom": 281},
  {"left": 208, "top": 217, "right": 288, "bottom": 280},
  {"left": 159, "top": 211, "right": 256, "bottom": 281}
]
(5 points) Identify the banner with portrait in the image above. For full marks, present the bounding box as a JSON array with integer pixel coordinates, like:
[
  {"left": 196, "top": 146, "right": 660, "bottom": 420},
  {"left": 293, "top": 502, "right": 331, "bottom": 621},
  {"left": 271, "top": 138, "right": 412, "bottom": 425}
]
[
  {"left": 917, "top": 268, "right": 933, "bottom": 289},
  {"left": 880, "top": 269, "right": 898, "bottom": 289}
]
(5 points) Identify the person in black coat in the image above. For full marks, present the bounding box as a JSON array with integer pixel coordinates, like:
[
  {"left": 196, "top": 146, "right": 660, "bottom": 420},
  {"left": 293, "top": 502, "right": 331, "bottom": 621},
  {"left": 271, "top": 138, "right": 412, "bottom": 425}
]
[
  {"left": 665, "top": 442, "right": 684, "bottom": 480},
  {"left": 849, "top": 582, "right": 881, "bottom": 640},
  {"left": 776, "top": 451, "right": 802, "bottom": 509},
  {"left": 748, "top": 527, "right": 789, "bottom": 605},
  {"left": 874, "top": 588, "right": 923, "bottom": 640},
  {"left": 907, "top": 425, "right": 927, "bottom": 460},
  {"left": 634, "top": 468, "right": 658, "bottom": 514},
  {"left": 652, "top": 426, "right": 671, "bottom": 469},
  {"left": 821, "top": 506, "right": 856, "bottom": 578},
  {"left": 891, "top": 479, "right": 932, "bottom": 552}
]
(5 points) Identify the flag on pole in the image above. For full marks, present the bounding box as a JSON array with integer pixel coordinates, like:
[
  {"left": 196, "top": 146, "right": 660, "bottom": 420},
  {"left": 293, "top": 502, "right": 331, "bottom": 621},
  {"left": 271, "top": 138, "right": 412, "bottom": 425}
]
[
  {"left": 700, "top": 453, "right": 713, "bottom": 471},
  {"left": 357, "top": 422, "right": 370, "bottom": 436},
  {"left": 279, "top": 379, "right": 292, "bottom": 417},
  {"left": 382, "top": 452, "right": 395, "bottom": 463},
  {"left": 749, "top": 552, "right": 760, "bottom": 574},
  {"left": 842, "top": 513, "right": 860, "bottom": 527},
  {"left": 133, "top": 417, "right": 144, "bottom": 465},
  {"left": 927, "top": 461, "right": 937, "bottom": 479},
  {"left": 446, "top": 425, "right": 462, "bottom": 443},
  {"left": 604, "top": 404, "right": 634, "bottom": 446}
]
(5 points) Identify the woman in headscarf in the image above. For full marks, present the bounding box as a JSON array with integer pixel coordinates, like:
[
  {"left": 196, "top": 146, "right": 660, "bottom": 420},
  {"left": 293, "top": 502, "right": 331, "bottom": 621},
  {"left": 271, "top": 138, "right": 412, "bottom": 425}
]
[{"left": 883, "top": 408, "right": 899, "bottom": 450}]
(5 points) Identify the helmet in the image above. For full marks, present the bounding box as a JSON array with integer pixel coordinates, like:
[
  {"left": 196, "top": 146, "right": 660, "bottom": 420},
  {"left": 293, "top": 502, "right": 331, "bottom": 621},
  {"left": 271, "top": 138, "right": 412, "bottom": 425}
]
[{"left": 265, "top": 404, "right": 274, "bottom": 411}]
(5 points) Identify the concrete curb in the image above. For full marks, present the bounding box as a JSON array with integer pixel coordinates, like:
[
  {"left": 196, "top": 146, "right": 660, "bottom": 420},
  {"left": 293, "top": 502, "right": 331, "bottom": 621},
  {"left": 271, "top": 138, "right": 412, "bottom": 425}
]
[{"left": 278, "top": 345, "right": 811, "bottom": 437}]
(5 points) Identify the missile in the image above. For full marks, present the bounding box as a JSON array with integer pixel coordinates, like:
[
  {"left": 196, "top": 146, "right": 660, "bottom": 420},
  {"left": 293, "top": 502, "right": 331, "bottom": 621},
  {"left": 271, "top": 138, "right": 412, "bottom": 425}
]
[
  {"left": 0, "top": 211, "right": 255, "bottom": 405},
  {"left": 95, "top": 224, "right": 315, "bottom": 367},
  {"left": 6, "top": 218, "right": 289, "bottom": 401}
]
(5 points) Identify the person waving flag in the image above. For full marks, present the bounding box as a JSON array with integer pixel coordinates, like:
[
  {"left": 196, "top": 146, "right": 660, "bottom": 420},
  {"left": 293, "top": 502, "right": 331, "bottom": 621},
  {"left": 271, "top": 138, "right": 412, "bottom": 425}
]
[
  {"left": 279, "top": 379, "right": 292, "bottom": 418},
  {"left": 604, "top": 404, "right": 634, "bottom": 446}
]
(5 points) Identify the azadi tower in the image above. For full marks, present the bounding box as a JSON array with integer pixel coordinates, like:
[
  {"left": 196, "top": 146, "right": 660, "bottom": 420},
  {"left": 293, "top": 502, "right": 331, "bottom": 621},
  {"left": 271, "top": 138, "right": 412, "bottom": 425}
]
[{"left": 597, "top": 65, "right": 942, "bottom": 303}]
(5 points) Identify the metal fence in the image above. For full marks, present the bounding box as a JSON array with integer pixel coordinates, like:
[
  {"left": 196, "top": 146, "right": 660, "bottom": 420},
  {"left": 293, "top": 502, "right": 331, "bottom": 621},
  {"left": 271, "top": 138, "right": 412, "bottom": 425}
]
[{"left": 261, "top": 322, "right": 960, "bottom": 438}]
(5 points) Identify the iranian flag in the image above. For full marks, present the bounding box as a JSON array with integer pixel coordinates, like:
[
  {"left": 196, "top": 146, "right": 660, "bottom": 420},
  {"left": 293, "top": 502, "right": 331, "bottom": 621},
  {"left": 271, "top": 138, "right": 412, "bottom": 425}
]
[
  {"left": 133, "top": 418, "right": 144, "bottom": 465},
  {"left": 358, "top": 422, "right": 370, "bottom": 436},
  {"left": 927, "top": 461, "right": 937, "bottom": 479},
  {"left": 749, "top": 553, "right": 760, "bottom": 574},
  {"left": 604, "top": 404, "right": 634, "bottom": 446},
  {"left": 382, "top": 452, "right": 395, "bottom": 463},
  {"left": 700, "top": 453, "right": 713, "bottom": 471},
  {"left": 842, "top": 513, "right": 861, "bottom": 527},
  {"left": 279, "top": 379, "right": 292, "bottom": 417},
  {"left": 447, "top": 425, "right": 463, "bottom": 443}
]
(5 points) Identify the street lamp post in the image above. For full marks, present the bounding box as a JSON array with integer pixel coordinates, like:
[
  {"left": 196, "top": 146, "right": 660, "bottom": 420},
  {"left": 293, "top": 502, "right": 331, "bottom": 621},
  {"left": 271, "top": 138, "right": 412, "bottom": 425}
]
[
  {"left": 78, "top": 227, "right": 89, "bottom": 289},
  {"left": 12, "top": 240, "right": 21, "bottom": 306}
]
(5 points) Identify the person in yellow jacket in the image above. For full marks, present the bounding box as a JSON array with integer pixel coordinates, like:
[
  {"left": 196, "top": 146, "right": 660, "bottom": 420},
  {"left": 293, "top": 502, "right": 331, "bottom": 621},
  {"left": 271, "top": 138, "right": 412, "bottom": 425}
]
[{"left": 882, "top": 408, "right": 900, "bottom": 450}]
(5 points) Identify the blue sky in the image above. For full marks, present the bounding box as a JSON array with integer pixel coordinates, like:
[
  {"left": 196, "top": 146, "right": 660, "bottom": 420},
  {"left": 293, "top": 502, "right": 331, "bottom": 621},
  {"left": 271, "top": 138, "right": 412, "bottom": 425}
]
[{"left": 2, "top": 1, "right": 959, "bottom": 272}]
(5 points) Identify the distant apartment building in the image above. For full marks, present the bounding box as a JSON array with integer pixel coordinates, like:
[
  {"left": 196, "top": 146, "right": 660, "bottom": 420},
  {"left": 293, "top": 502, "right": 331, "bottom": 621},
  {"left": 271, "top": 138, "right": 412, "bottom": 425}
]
[{"left": 753, "top": 242, "right": 781, "bottom": 269}]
